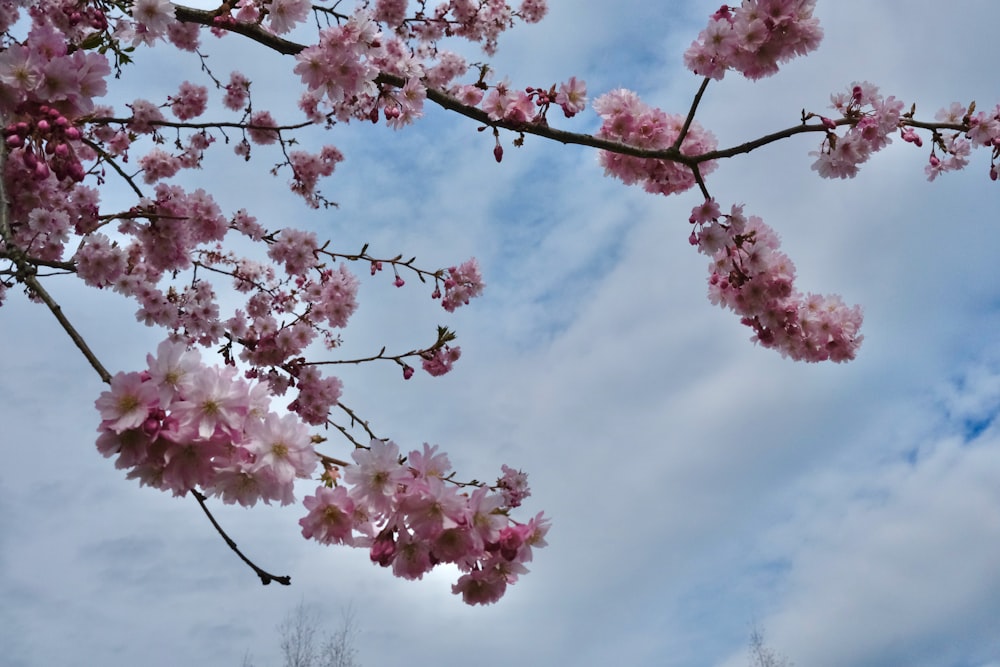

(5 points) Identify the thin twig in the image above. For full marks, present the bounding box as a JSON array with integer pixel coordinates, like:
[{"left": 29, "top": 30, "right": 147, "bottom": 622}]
[
  {"left": 674, "top": 76, "right": 712, "bottom": 151},
  {"left": 191, "top": 489, "right": 292, "bottom": 586}
]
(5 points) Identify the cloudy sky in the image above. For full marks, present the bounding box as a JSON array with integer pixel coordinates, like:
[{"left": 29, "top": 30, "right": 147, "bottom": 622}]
[{"left": 3, "top": 1, "right": 1000, "bottom": 666}]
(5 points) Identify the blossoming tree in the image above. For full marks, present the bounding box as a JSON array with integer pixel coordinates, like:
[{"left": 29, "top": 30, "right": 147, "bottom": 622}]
[{"left": 1, "top": 0, "right": 997, "bottom": 605}]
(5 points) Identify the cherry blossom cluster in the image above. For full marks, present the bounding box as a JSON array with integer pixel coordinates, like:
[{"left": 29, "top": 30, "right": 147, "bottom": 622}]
[
  {"left": 481, "top": 76, "right": 588, "bottom": 125},
  {"left": 689, "top": 199, "right": 863, "bottom": 362},
  {"left": 593, "top": 88, "right": 718, "bottom": 196},
  {"left": 807, "top": 84, "right": 1000, "bottom": 183},
  {"left": 95, "top": 340, "right": 320, "bottom": 504},
  {"left": 925, "top": 101, "right": 1000, "bottom": 182},
  {"left": 683, "top": 0, "right": 823, "bottom": 81},
  {"left": 809, "top": 82, "right": 904, "bottom": 179},
  {"left": 369, "top": 0, "right": 549, "bottom": 56},
  {"left": 435, "top": 258, "right": 485, "bottom": 312},
  {"left": 299, "top": 439, "right": 549, "bottom": 605},
  {"left": 291, "top": 2, "right": 550, "bottom": 129}
]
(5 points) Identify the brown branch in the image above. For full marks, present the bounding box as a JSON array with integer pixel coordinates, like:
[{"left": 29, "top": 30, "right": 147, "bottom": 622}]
[
  {"left": 192, "top": 489, "right": 292, "bottom": 586},
  {"left": 171, "top": 4, "right": 976, "bottom": 169},
  {"left": 0, "top": 141, "right": 112, "bottom": 384}
]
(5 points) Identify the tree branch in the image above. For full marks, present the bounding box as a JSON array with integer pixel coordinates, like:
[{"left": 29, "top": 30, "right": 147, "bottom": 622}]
[
  {"left": 0, "top": 140, "right": 112, "bottom": 384},
  {"left": 171, "top": 4, "right": 976, "bottom": 170},
  {"left": 192, "top": 489, "right": 292, "bottom": 586}
]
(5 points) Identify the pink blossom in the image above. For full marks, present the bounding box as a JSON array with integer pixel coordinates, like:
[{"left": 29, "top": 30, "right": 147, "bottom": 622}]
[
  {"left": 497, "top": 464, "right": 531, "bottom": 508},
  {"left": 693, "top": 203, "right": 863, "bottom": 362},
  {"left": 131, "top": 0, "right": 176, "bottom": 38},
  {"left": 266, "top": 0, "right": 310, "bottom": 34},
  {"left": 300, "top": 486, "right": 356, "bottom": 545},
  {"left": 555, "top": 76, "right": 587, "bottom": 117},
  {"left": 441, "top": 258, "right": 484, "bottom": 312},
  {"left": 344, "top": 439, "right": 410, "bottom": 514},
  {"left": 170, "top": 364, "right": 250, "bottom": 440},
  {"left": 594, "top": 89, "right": 718, "bottom": 196},
  {"left": 451, "top": 567, "right": 508, "bottom": 605},
  {"left": 245, "top": 412, "right": 317, "bottom": 485},
  {"left": 247, "top": 110, "right": 279, "bottom": 145},
  {"left": 95, "top": 371, "right": 160, "bottom": 433},
  {"left": 267, "top": 227, "right": 318, "bottom": 275},
  {"left": 684, "top": 0, "right": 823, "bottom": 81},
  {"left": 169, "top": 82, "right": 208, "bottom": 120},
  {"left": 222, "top": 71, "right": 250, "bottom": 111},
  {"left": 421, "top": 345, "right": 461, "bottom": 376}
]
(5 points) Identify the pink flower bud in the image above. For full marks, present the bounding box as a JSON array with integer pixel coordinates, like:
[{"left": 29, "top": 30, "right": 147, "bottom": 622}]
[{"left": 493, "top": 144, "right": 503, "bottom": 162}]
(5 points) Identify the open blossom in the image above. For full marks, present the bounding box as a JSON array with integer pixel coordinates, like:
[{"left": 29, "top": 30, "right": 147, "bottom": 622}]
[
  {"left": 131, "top": 0, "right": 176, "bottom": 39},
  {"left": 555, "top": 76, "right": 587, "bottom": 117},
  {"left": 245, "top": 412, "right": 318, "bottom": 487},
  {"left": 265, "top": 0, "right": 311, "bottom": 34},
  {"left": 300, "top": 486, "right": 356, "bottom": 545},
  {"left": 95, "top": 371, "right": 160, "bottom": 433}
]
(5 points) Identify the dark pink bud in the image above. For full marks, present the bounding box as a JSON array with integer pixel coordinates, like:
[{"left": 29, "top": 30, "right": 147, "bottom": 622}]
[
  {"left": 370, "top": 532, "right": 397, "bottom": 567},
  {"left": 493, "top": 143, "right": 503, "bottom": 162},
  {"left": 68, "top": 162, "right": 86, "bottom": 182},
  {"left": 64, "top": 126, "right": 81, "bottom": 140},
  {"left": 141, "top": 416, "right": 161, "bottom": 438},
  {"left": 5, "top": 134, "right": 22, "bottom": 147},
  {"left": 402, "top": 365, "right": 414, "bottom": 380},
  {"left": 36, "top": 119, "right": 50, "bottom": 133}
]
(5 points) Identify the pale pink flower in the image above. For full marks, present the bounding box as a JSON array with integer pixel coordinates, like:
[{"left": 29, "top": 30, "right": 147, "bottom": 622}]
[
  {"left": 266, "top": 0, "right": 310, "bottom": 34},
  {"left": 300, "top": 485, "right": 356, "bottom": 545},
  {"left": 171, "top": 364, "right": 249, "bottom": 440},
  {"left": 245, "top": 412, "right": 317, "bottom": 485},
  {"left": 95, "top": 371, "right": 160, "bottom": 433},
  {"left": 555, "top": 76, "right": 587, "bottom": 117},
  {"left": 131, "top": 0, "right": 176, "bottom": 38},
  {"left": 344, "top": 439, "right": 410, "bottom": 514},
  {"left": 452, "top": 568, "right": 507, "bottom": 605}
]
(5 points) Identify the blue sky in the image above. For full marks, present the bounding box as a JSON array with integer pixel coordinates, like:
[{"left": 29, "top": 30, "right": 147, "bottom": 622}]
[{"left": 3, "top": 1, "right": 1000, "bottom": 666}]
